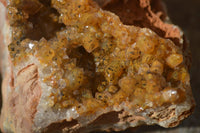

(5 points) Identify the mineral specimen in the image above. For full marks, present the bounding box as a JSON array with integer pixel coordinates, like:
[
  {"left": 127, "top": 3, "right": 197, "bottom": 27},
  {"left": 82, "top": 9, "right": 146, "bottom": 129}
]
[{"left": 0, "top": 0, "right": 195, "bottom": 133}]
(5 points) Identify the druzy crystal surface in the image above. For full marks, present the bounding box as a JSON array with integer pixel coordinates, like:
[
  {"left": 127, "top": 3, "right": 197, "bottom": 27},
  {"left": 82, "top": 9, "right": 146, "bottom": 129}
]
[{"left": 8, "top": 0, "right": 190, "bottom": 114}]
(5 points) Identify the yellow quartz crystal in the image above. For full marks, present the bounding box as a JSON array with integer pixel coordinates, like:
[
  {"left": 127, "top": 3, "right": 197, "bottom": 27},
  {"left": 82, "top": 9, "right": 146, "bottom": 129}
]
[{"left": 8, "top": 0, "right": 189, "bottom": 113}]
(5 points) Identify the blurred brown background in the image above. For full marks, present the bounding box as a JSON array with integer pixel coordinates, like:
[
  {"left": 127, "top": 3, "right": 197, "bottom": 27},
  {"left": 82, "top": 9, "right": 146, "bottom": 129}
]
[{"left": 0, "top": 0, "right": 199, "bottom": 133}]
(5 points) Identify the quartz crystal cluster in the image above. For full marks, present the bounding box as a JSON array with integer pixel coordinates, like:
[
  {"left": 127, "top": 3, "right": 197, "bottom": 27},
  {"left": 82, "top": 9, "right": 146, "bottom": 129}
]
[{"left": 8, "top": 0, "right": 190, "bottom": 115}]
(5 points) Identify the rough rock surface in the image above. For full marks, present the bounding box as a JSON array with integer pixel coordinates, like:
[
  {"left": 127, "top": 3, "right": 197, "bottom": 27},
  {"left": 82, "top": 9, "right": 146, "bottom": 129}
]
[
  {"left": 134, "top": 0, "right": 200, "bottom": 132},
  {"left": 0, "top": 0, "right": 195, "bottom": 133}
]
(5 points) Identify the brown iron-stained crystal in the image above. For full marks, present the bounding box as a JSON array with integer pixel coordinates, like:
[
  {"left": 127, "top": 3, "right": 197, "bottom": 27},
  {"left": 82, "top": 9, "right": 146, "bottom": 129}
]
[
  {"left": 0, "top": 0, "right": 195, "bottom": 132},
  {"left": 8, "top": 0, "right": 190, "bottom": 113}
]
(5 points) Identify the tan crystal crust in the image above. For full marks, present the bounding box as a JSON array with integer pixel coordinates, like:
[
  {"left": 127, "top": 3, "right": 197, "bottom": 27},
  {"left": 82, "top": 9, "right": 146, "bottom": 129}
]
[
  {"left": 0, "top": 0, "right": 195, "bottom": 132},
  {"left": 8, "top": 0, "right": 190, "bottom": 113}
]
